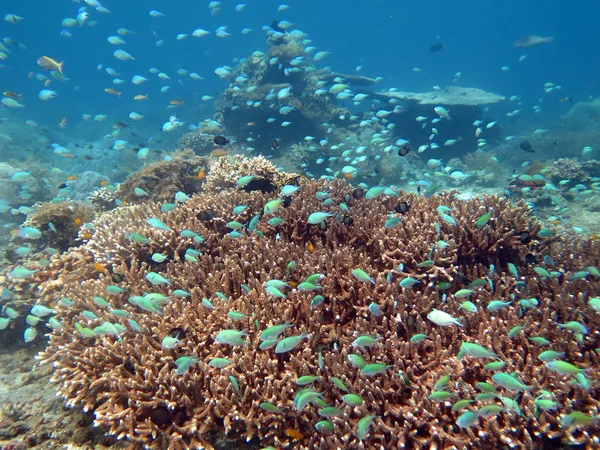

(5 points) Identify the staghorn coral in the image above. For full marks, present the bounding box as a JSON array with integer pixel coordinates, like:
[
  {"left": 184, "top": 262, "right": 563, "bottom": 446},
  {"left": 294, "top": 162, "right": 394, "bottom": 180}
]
[
  {"left": 117, "top": 150, "right": 208, "bottom": 204},
  {"left": 203, "top": 154, "right": 300, "bottom": 193},
  {"left": 36, "top": 179, "right": 599, "bottom": 450},
  {"left": 178, "top": 132, "right": 215, "bottom": 155}
]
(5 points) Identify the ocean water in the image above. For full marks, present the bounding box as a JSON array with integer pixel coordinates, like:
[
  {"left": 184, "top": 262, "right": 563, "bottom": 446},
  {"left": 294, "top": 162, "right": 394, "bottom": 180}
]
[{"left": 0, "top": 0, "right": 599, "bottom": 449}]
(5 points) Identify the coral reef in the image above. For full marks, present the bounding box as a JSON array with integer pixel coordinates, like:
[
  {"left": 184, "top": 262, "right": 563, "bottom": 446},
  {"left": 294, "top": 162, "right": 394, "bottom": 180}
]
[
  {"left": 20, "top": 200, "right": 95, "bottom": 252},
  {"left": 116, "top": 151, "right": 208, "bottom": 204},
  {"left": 564, "top": 97, "right": 600, "bottom": 130},
  {"left": 34, "top": 179, "right": 599, "bottom": 449},
  {"left": 88, "top": 187, "right": 118, "bottom": 214},
  {"left": 178, "top": 132, "right": 216, "bottom": 155},
  {"left": 203, "top": 154, "right": 300, "bottom": 193},
  {"left": 368, "top": 86, "right": 505, "bottom": 106},
  {"left": 213, "top": 33, "right": 346, "bottom": 152},
  {"left": 547, "top": 158, "right": 600, "bottom": 185}
]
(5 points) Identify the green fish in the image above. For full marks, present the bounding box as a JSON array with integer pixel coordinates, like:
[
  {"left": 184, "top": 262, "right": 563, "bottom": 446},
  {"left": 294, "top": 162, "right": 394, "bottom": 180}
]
[
  {"left": 561, "top": 411, "right": 593, "bottom": 428},
  {"left": 237, "top": 175, "right": 255, "bottom": 187},
  {"left": 259, "top": 322, "right": 292, "bottom": 341},
  {"left": 259, "top": 402, "right": 281, "bottom": 414},
  {"left": 315, "top": 420, "right": 334, "bottom": 433},
  {"left": 452, "top": 399, "right": 474, "bottom": 411},
  {"left": 341, "top": 394, "right": 363, "bottom": 406},
  {"left": 347, "top": 354, "right": 366, "bottom": 369},
  {"left": 475, "top": 212, "right": 491, "bottom": 229},
  {"left": 410, "top": 334, "right": 428, "bottom": 344},
  {"left": 174, "top": 356, "right": 199, "bottom": 375},
  {"left": 215, "top": 329, "right": 247, "bottom": 346},
  {"left": 458, "top": 342, "right": 500, "bottom": 359},
  {"left": 455, "top": 289, "right": 474, "bottom": 298},
  {"left": 545, "top": 360, "right": 586, "bottom": 376},
  {"left": 360, "top": 363, "right": 392, "bottom": 376},
  {"left": 264, "top": 199, "right": 283, "bottom": 214},
  {"left": 352, "top": 335, "right": 382, "bottom": 348},
  {"left": 357, "top": 414, "right": 376, "bottom": 440},
  {"left": 332, "top": 377, "right": 348, "bottom": 392},
  {"left": 307, "top": 212, "right": 333, "bottom": 225},
  {"left": 208, "top": 358, "right": 233, "bottom": 368},
  {"left": 297, "top": 282, "right": 321, "bottom": 291},
  {"left": 296, "top": 375, "right": 320, "bottom": 386},
  {"left": 491, "top": 372, "right": 532, "bottom": 391},
  {"left": 275, "top": 332, "right": 308, "bottom": 353},
  {"left": 428, "top": 391, "right": 454, "bottom": 401},
  {"left": 147, "top": 218, "right": 171, "bottom": 231}
]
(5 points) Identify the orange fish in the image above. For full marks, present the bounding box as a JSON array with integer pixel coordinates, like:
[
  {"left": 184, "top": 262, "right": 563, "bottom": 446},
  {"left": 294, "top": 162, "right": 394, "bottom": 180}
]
[
  {"left": 37, "top": 56, "right": 64, "bottom": 74},
  {"left": 74, "top": 217, "right": 83, "bottom": 226},
  {"left": 82, "top": 232, "right": 93, "bottom": 239},
  {"left": 307, "top": 242, "right": 315, "bottom": 253},
  {"left": 344, "top": 173, "right": 353, "bottom": 179},
  {"left": 99, "top": 180, "right": 108, "bottom": 187},
  {"left": 3, "top": 91, "right": 21, "bottom": 100},
  {"left": 105, "top": 88, "right": 121, "bottom": 97},
  {"left": 93, "top": 262, "right": 108, "bottom": 273},
  {"left": 134, "top": 94, "right": 148, "bottom": 100},
  {"left": 196, "top": 169, "right": 206, "bottom": 180},
  {"left": 285, "top": 429, "right": 303, "bottom": 440},
  {"left": 170, "top": 100, "right": 184, "bottom": 106},
  {"left": 210, "top": 148, "right": 228, "bottom": 157},
  {"left": 59, "top": 116, "right": 68, "bottom": 128},
  {"left": 288, "top": 281, "right": 297, "bottom": 288},
  {"left": 9, "top": 229, "right": 19, "bottom": 237}
]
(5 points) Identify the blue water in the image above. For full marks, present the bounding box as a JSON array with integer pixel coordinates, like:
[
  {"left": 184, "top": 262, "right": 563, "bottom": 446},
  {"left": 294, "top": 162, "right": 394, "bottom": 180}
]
[{"left": 2, "top": 0, "right": 596, "bottom": 133}]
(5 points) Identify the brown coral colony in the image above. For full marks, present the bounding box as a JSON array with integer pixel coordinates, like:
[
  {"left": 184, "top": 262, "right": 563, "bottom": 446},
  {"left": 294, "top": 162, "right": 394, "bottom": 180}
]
[{"left": 33, "top": 167, "right": 599, "bottom": 450}]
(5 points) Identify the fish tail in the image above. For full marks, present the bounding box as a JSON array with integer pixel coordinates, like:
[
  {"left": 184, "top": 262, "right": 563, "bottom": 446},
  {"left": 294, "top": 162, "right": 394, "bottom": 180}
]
[{"left": 58, "top": 61, "right": 64, "bottom": 74}]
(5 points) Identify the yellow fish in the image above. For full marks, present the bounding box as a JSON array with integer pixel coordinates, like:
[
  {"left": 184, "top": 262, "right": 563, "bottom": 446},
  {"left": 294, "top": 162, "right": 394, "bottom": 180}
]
[{"left": 37, "top": 56, "right": 64, "bottom": 74}]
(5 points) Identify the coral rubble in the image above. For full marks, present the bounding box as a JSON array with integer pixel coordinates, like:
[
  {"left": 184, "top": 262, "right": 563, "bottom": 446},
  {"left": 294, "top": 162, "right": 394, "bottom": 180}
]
[{"left": 35, "top": 179, "right": 599, "bottom": 449}]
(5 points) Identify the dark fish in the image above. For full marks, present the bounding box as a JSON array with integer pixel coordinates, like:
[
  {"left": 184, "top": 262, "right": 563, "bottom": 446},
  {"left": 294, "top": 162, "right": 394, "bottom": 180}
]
[
  {"left": 519, "top": 231, "right": 531, "bottom": 244},
  {"left": 398, "top": 145, "right": 411, "bottom": 157},
  {"left": 270, "top": 20, "right": 286, "bottom": 33},
  {"left": 57, "top": 183, "right": 68, "bottom": 189},
  {"left": 395, "top": 201, "right": 409, "bottom": 214},
  {"left": 113, "top": 122, "right": 129, "bottom": 129},
  {"left": 552, "top": 141, "right": 559, "bottom": 145},
  {"left": 429, "top": 43, "right": 445, "bottom": 52},
  {"left": 352, "top": 188, "right": 365, "bottom": 199},
  {"left": 519, "top": 141, "right": 534, "bottom": 153},
  {"left": 86, "top": 144, "right": 93, "bottom": 149},
  {"left": 213, "top": 135, "right": 229, "bottom": 146},
  {"left": 525, "top": 253, "right": 536, "bottom": 264},
  {"left": 83, "top": 155, "right": 94, "bottom": 161},
  {"left": 456, "top": 134, "right": 468, "bottom": 141},
  {"left": 272, "top": 140, "right": 278, "bottom": 149}
]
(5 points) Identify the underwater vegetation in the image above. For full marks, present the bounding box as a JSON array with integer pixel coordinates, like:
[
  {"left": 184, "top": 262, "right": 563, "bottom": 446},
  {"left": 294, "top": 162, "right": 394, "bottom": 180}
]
[{"left": 2, "top": 166, "right": 594, "bottom": 449}]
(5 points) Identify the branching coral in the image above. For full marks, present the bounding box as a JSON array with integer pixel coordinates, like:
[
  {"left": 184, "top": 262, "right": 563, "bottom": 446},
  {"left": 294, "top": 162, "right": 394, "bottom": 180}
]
[{"left": 36, "top": 179, "right": 599, "bottom": 449}]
